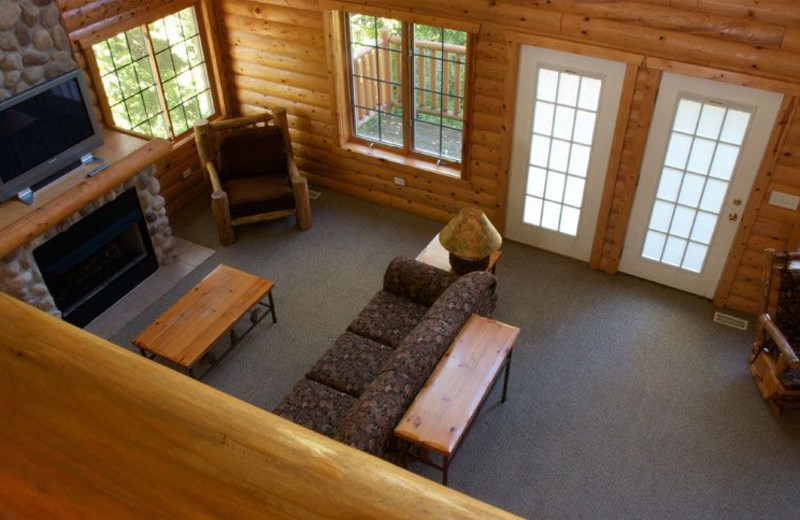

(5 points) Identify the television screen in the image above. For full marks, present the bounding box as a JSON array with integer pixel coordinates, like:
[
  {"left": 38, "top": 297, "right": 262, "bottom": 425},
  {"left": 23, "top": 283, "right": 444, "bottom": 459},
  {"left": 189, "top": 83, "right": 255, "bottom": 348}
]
[{"left": 0, "top": 77, "right": 94, "bottom": 183}]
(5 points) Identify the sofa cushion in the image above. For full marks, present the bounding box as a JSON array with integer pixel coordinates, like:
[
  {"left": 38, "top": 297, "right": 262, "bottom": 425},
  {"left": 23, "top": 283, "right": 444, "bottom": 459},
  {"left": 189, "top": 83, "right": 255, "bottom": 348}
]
[
  {"left": 334, "top": 370, "right": 416, "bottom": 457},
  {"left": 272, "top": 378, "right": 356, "bottom": 438},
  {"left": 383, "top": 257, "right": 459, "bottom": 307},
  {"left": 306, "top": 332, "right": 394, "bottom": 397},
  {"left": 388, "top": 316, "right": 462, "bottom": 390},
  {"left": 426, "top": 271, "right": 498, "bottom": 322},
  {"left": 347, "top": 290, "right": 428, "bottom": 349}
]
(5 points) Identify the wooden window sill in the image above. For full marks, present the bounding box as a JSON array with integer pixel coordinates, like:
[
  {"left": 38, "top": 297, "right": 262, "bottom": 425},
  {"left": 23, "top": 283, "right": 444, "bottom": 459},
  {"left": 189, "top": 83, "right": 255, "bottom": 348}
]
[{"left": 337, "top": 142, "right": 465, "bottom": 181}]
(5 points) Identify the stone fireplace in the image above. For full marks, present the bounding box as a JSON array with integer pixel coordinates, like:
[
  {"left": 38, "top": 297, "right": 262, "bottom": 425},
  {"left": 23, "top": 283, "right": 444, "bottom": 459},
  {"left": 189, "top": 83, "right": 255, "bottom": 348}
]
[
  {"left": 0, "top": 1, "right": 177, "bottom": 324},
  {"left": 0, "top": 162, "right": 177, "bottom": 321},
  {"left": 0, "top": 0, "right": 76, "bottom": 102}
]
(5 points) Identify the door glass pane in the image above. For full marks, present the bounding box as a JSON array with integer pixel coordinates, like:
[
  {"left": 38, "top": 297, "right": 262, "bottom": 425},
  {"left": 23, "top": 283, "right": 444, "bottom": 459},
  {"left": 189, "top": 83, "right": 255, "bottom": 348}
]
[
  {"left": 664, "top": 133, "right": 693, "bottom": 169},
  {"left": 527, "top": 167, "right": 547, "bottom": 197},
  {"left": 657, "top": 167, "right": 683, "bottom": 202},
  {"left": 523, "top": 66, "right": 603, "bottom": 237},
  {"left": 720, "top": 109, "right": 750, "bottom": 144},
  {"left": 533, "top": 101, "right": 555, "bottom": 135},
  {"left": 640, "top": 97, "right": 753, "bottom": 273},
  {"left": 696, "top": 104, "right": 725, "bottom": 139},
  {"left": 673, "top": 99, "right": 701, "bottom": 134}
]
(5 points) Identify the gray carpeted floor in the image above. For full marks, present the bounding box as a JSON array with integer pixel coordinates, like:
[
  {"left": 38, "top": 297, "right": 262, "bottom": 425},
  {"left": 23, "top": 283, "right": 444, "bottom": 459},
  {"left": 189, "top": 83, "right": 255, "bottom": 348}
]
[{"left": 111, "top": 189, "right": 800, "bottom": 519}]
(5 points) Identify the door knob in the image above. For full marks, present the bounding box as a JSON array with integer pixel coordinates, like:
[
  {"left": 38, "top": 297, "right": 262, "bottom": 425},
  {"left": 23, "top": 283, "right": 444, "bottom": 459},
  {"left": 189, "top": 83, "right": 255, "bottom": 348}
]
[
  {"left": 733, "top": 198, "right": 742, "bottom": 206},
  {"left": 729, "top": 212, "right": 739, "bottom": 221}
]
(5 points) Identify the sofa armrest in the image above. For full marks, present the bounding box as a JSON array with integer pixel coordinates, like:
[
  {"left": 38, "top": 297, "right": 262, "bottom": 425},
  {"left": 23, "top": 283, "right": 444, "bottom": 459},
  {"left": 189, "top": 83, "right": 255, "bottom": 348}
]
[{"left": 383, "top": 257, "right": 460, "bottom": 307}]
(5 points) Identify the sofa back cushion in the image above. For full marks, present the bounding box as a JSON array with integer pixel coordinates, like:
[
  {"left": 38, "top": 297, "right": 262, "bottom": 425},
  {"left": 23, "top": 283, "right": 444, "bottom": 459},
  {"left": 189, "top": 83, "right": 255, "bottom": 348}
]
[
  {"left": 334, "top": 370, "right": 416, "bottom": 456},
  {"left": 386, "top": 271, "right": 498, "bottom": 391},
  {"left": 383, "top": 257, "right": 459, "bottom": 307}
]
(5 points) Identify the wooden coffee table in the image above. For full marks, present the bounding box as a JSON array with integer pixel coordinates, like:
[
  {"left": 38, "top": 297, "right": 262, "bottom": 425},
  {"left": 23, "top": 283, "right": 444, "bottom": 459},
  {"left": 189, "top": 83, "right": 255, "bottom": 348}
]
[
  {"left": 394, "top": 314, "right": 519, "bottom": 485},
  {"left": 132, "top": 264, "right": 276, "bottom": 378},
  {"left": 416, "top": 233, "right": 502, "bottom": 274}
]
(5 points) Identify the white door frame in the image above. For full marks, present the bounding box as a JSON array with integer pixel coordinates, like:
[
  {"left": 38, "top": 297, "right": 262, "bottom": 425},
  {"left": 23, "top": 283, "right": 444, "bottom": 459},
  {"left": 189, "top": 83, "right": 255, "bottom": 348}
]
[
  {"left": 505, "top": 46, "right": 626, "bottom": 261},
  {"left": 619, "top": 72, "right": 784, "bottom": 297}
]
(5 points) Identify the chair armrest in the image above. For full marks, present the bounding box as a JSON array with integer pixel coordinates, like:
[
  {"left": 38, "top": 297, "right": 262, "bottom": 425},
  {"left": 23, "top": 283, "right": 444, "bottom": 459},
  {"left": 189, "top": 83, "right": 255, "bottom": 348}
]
[
  {"left": 287, "top": 152, "right": 302, "bottom": 182},
  {"left": 206, "top": 161, "right": 224, "bottom": 193},
  {"left": 760, "top": 314, "right": 800, "bottom": 370}
]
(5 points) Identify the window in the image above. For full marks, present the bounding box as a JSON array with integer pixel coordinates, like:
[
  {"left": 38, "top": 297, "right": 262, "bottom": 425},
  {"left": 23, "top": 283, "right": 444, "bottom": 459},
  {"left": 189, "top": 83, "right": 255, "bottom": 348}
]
[
  {"left": 641, "top": 98, "right": 751, "bottom": 272},
  {"left": 90, "top": 7, "right": 216, "bottom": 140},
  {"left": 344, "top": 13, "right": 471, "bottom": 171},
  {"left": 524, "top": 67, "right": 602, "bottom": 236}
]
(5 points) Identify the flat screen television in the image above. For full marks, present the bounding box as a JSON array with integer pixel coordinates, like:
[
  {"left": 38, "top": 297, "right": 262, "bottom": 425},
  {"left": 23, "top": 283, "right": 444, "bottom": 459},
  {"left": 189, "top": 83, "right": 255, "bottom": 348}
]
[{"left": 0, "top": 69, "right": 103, "bottom": 204}]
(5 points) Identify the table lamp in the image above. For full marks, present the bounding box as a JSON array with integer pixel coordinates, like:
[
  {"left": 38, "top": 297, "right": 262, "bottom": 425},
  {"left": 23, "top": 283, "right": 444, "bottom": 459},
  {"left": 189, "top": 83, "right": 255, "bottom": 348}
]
[{"left": 439, "top": 207, "right": 502, "bottom": 275}]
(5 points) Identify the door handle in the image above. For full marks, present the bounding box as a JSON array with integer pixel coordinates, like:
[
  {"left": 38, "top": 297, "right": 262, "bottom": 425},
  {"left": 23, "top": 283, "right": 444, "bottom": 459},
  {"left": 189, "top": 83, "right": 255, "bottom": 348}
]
[{"left": 729, "top": 212, "right": 739, "bottom": 222}]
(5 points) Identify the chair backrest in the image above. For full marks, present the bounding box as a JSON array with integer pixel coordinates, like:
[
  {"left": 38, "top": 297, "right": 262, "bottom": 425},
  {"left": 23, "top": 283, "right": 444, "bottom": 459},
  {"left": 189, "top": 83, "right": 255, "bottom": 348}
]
[
  {"left": 195, "top": 109, "right": 295, "bottom": 183},
  {"left": 217, "top": 126, "right": 287, "bottom": 180},
  {"left": 761, "top": 249, "right": 800, "bottom": 342}
]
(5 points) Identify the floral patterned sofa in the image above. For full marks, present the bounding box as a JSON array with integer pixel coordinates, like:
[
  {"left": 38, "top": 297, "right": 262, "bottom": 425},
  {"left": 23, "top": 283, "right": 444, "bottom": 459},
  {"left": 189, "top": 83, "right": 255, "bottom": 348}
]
[{"left": 273, "top": 257, "right": 497, "bottom": 459}]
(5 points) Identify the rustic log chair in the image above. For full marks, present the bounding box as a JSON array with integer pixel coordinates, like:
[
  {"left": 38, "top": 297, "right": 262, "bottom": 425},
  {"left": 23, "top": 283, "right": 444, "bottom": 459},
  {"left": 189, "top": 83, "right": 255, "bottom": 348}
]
[
  {"left": 194, "top": 108, "right": 311, "bottom": 246},
  {"left": 750, "top": 248, "right": 800, "bottom": 417}
]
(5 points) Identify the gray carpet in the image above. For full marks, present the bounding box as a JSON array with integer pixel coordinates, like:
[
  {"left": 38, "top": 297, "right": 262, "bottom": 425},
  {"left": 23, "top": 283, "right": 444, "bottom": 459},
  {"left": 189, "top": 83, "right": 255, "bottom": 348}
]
[{"left": 110, "top": 190, "right": 800, "bottom": 519}]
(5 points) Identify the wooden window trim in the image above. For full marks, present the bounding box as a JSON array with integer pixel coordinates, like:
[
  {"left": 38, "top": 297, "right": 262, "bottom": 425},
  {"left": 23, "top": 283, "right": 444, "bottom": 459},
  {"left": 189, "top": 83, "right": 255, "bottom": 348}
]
[
  {"left": 326, "top": 9, "right": 476, "bottom": 181},
  {"left": 82, "top": 2, "right": 223, "bottom": 145}
]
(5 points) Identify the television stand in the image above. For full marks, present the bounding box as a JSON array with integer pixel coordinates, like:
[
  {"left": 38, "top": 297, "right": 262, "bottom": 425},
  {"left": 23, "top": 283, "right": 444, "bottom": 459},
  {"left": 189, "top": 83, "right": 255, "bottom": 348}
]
[{"left": 18, "top": 154, "right": 109, "bottom": 206}]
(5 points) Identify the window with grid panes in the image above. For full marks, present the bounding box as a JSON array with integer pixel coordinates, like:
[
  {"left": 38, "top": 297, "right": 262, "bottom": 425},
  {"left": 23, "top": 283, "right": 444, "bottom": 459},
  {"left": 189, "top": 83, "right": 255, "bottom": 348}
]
[
  {"left": 91, "top": 7, "right": 215, "bottom": 140},
  {"left": 345, "top": 14, "right": 470, "bottom": 170}
]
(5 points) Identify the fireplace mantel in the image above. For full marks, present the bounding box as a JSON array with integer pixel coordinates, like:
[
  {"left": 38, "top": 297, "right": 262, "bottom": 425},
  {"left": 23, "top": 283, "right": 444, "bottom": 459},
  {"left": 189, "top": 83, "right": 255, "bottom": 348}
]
[{"left": 0, "top": 129, "right": 172, "bottom": 259}]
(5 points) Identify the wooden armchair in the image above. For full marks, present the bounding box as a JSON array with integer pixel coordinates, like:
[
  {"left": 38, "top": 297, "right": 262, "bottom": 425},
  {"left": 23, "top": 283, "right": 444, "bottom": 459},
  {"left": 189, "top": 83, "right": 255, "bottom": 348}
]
[
  {"left": 194, "top": 108, "right": 311, "bottom": 246},
  {"left": 750, "top": 248, "right": 800, "bottom": 417}
]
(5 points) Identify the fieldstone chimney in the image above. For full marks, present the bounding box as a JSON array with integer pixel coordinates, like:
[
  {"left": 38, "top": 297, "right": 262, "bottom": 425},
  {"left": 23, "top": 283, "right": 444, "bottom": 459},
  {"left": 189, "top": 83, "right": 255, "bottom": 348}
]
[{"left": 0, "top": 0, "right": 76, "bottom": 101}]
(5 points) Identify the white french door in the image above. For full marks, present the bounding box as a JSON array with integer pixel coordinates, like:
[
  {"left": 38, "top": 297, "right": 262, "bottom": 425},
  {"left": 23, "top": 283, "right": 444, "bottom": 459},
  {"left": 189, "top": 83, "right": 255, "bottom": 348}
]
[
  {"left": 619, "top": 72, "right": 783, "bottom": 297},
  {"left": 506, "top": 46, "right": 626, "bottom": 261}
]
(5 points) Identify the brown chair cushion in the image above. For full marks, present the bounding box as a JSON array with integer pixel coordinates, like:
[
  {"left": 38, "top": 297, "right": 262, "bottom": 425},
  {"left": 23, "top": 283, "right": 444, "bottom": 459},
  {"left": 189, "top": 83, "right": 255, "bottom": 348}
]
[
  {"left": 222, "top": 176, "right": 296, "bottom": 220},
  {"left": 217, "top": 126, "right": 287, "bottom": 180}
]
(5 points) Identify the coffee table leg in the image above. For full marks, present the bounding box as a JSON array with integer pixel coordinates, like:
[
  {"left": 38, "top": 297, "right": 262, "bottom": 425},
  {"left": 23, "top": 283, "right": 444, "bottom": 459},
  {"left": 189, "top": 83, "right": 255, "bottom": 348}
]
[
  {"left": 501, "top": 350, "right": 513, "bottom": 403},
  {"left": 442, "top": 455, "right": 450, "bottom": 486},
  {"left": 268, "top": 291, "right": 277, "bottom": 323}
]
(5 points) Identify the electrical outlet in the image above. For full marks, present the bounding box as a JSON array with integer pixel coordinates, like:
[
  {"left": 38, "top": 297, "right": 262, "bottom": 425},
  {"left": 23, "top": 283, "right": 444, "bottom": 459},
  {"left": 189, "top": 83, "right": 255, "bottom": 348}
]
[
  {"left": 768, "top": 190, "right": 800, "bottom": 210},
  {"left": 393, "top": 176, "right": 406, "bottom": 187},
  {"left": 182, "top": 168, "right": 192, "bottom": 180}
]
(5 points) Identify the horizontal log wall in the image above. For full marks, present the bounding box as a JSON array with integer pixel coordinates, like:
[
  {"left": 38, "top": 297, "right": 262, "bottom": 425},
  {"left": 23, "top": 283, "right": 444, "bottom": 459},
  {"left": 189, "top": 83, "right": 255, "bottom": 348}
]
[
  {"left": 56, "top": 0, "right": 210, "bottom": 216},
  {"left": 215, "top": 0, "right": 800, "bottom": 313}
]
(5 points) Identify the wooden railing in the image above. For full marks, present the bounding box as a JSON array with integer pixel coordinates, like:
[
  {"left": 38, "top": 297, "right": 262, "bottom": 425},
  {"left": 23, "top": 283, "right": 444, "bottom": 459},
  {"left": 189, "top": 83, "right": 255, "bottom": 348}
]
[
  {"left": 352, "top": 31, "right": 466, "bottom": 124},
  {"left": 0, "top": 292, "right": 521, "bottom": 519}
]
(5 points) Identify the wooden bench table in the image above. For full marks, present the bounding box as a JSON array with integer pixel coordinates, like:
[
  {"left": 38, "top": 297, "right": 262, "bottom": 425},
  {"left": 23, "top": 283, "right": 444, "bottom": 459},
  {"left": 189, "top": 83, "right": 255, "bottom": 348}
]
[
  {"left": 394, "top": 314, "right": 520, "bottom": 486},
  {"left": 132, "top": 264, "right": 276, "bottom": 378}
]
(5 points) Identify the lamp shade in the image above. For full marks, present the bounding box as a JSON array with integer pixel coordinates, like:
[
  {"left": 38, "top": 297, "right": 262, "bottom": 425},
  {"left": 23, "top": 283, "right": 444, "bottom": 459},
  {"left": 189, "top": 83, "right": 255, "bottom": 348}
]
[{"left": 439, "top": 207, "right": 502, "bottom": 260}]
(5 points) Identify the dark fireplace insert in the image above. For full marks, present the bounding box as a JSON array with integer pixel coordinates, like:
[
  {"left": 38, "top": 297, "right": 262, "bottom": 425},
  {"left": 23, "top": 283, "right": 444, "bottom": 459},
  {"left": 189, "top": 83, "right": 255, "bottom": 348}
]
[{"left": 33, "top": 188, "right": 158, "bottom": 327}]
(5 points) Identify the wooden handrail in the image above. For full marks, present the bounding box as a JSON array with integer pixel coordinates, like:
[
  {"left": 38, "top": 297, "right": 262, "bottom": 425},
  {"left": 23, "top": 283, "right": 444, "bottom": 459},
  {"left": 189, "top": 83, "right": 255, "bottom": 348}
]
[{"left": 0, "top": 293, "right": 521, "bottom": 519}]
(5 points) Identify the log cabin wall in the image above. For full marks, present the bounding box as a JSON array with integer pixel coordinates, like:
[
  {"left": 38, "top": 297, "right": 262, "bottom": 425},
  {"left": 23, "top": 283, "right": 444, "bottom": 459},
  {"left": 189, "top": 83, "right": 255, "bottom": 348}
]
[
  {"left": 55, "top": 0, "right": 217, "bottom": 216},
  {"left": 214, "top": 0, "right": 800, "bottom": 314}
]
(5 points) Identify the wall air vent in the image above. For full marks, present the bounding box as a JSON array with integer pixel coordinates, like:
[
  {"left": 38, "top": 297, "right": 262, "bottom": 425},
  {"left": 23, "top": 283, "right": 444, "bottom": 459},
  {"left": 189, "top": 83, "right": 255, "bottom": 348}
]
[{"left": 713, "top": 311, "right": 749, "bottom": 331}]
